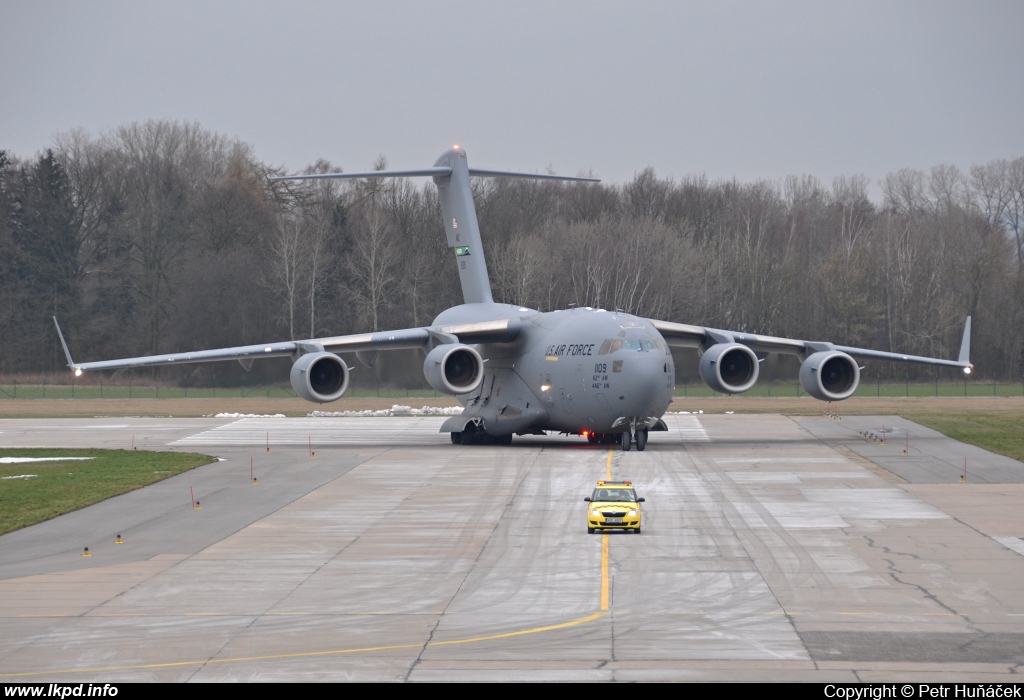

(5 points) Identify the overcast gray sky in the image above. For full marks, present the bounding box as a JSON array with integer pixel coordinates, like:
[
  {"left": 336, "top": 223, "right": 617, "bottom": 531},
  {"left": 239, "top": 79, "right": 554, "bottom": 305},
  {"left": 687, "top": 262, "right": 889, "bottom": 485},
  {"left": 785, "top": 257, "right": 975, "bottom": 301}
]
[{"left": 3, "top": 1, "right": 1022, "bottom": 192}]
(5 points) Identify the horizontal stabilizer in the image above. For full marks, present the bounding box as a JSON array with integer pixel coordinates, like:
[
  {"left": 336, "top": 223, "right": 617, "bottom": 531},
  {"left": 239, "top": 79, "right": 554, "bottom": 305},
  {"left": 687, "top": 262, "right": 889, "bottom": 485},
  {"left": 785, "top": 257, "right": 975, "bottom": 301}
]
[
  {"left": 272, "top": 166, "right": 599, "bottom": 184},
  {"left": 271, "top": 167, "right": 452, "bottom": 182},
  {"left": 467, "top": 168, "right": 598, "bottom": 182}
]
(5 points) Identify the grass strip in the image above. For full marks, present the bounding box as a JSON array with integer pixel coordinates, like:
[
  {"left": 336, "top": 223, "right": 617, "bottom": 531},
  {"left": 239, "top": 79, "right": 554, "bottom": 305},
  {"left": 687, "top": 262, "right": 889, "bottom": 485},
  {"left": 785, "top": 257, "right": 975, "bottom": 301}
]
[
  {"left": 904, "top": 412, "right": 1024, "bottom": 464},
  {"left": 0, "top": 449, "right": 213, "bottom": 535}
]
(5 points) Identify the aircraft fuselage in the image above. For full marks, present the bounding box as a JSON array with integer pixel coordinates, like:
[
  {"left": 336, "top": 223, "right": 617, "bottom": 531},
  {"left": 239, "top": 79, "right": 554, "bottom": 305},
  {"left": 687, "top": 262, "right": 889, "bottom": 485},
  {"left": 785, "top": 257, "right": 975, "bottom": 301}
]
[{"left": 433, "top": 304, "right": 675, "bottom": 437}]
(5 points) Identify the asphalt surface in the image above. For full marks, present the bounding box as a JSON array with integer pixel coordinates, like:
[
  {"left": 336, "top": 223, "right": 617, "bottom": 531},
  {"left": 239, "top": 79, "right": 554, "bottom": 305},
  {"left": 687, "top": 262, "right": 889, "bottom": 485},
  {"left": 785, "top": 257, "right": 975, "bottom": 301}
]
[{"left": 0, "top": 413, "right": 1022, "bottom": 681}]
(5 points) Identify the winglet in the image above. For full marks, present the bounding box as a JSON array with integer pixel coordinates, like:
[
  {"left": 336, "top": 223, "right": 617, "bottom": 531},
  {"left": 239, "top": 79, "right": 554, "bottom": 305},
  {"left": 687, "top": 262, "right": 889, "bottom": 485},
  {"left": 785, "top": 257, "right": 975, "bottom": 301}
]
[
  {"left": 52, "top": 317, "right": 80, "bottom": 374},
  {"left": 958, "top": 316, "right": 972, "bottom": 371}
]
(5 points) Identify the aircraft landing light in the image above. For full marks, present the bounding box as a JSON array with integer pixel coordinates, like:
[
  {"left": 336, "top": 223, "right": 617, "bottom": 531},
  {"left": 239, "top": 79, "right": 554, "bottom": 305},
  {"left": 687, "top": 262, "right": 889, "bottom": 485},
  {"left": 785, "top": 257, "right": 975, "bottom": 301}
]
[{"left": 74, "top": 368, "right": 83, "bottom": 377}]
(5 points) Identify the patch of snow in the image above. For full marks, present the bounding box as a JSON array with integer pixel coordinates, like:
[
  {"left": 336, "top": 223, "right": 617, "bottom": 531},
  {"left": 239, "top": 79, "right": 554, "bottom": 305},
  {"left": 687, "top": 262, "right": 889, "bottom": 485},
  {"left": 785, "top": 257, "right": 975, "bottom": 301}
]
[
  {"left": 2, "top": 474, "right": 37, "bottom": 479},
  {"left": 210, "top": 413, "right": 286, "bottom": 418},
  {"left": 309, "top": 404, "right": 463, "bottom": 418}
]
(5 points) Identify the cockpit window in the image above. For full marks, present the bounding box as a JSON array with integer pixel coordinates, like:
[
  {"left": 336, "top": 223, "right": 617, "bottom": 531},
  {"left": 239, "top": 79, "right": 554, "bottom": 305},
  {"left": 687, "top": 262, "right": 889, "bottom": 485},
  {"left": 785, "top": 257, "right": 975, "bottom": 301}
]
[{"left": 600, "top": 338, "right": 658, "bottom": 354}]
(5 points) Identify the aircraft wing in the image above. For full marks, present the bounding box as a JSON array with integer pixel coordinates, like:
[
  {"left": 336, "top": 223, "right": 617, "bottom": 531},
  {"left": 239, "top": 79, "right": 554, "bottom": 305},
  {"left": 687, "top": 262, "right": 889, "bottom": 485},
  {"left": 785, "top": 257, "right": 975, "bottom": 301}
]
[
  {"left": 649, "top": 317, "right": 973, "bottom": 371},
  {"left": 54, "top": 317, "right": 521, "bottom": 374}
]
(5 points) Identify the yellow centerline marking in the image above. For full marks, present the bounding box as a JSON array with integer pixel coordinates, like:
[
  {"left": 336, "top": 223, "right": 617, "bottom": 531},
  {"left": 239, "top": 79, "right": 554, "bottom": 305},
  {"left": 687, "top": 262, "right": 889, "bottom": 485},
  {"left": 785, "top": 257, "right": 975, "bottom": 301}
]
[
  {"left": 601, "top": 534, "right": 609, "bottom": 611},
  {"left": 599, "top": 448, "right": 613, "bottom": 612},
  {"left": 0, "top": 611, "right": 607, "bottom": 678}
]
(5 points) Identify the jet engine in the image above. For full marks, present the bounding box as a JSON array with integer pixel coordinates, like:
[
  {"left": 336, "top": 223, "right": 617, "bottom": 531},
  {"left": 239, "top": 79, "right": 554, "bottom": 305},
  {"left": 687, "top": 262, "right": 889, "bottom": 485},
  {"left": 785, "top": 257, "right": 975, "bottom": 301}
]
[
  {"left": 423, "top": 344, "right": 484, "bottom": 395},
  {"left": 699, "top": 343, "right": 759, "bottom": 394},
  {"left": 799, "top": 351, "right": 860, "bottom": 401},
  {"left": 290, "top": 352, "right": 350, "bottom": 403}
]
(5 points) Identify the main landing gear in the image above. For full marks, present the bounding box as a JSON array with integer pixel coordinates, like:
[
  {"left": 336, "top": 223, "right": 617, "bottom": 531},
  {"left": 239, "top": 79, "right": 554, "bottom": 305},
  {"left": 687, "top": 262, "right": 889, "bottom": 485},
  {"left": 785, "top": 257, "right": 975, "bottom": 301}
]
[{"left": 451, "top": 424, "right": 512, "bottom": 445}]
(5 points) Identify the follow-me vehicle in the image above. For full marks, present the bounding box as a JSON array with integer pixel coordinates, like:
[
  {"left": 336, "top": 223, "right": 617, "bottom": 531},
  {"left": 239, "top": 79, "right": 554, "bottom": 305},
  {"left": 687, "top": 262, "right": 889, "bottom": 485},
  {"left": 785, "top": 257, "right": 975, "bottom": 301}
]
[
  {"left": 54, "top": 147, "right": 973, "bottom": 451},
  {"left": 585, "top": 480, "right": 645, "bottom": 533}
]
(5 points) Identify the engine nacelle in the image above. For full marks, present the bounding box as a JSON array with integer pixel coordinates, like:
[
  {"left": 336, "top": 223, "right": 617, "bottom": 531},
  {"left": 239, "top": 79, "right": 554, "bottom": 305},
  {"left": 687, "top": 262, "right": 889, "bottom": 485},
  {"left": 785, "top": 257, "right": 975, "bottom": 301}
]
[
  {"left": 799, "top": 351, "right": 860, "bottom": 401},
  {"left": 699, "top": 343, "right": 759, "bottom": 394},
  {"left": 290, "top": 352, "right": 350, "bottom": 403},
  {"left": 423, "top": 344, "right": 484, "bottom": 395}
]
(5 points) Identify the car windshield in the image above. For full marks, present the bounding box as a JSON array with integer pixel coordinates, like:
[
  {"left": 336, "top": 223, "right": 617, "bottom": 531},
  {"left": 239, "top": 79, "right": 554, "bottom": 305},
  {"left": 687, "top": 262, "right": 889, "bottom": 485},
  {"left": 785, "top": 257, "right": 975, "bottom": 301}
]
[{"left": 592, "top": 488, "right": 637, "bottom": 502}]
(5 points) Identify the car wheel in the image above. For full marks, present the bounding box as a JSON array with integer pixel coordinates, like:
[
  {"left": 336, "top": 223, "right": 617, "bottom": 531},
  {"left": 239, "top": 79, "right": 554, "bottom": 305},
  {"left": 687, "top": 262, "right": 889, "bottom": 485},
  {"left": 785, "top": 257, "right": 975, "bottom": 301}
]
[
  {"left": 635, "top": 527, "right": 641, "bottom": 534},
  {"left": 588, "top": 527, "right": 595, "bottom": 534}
]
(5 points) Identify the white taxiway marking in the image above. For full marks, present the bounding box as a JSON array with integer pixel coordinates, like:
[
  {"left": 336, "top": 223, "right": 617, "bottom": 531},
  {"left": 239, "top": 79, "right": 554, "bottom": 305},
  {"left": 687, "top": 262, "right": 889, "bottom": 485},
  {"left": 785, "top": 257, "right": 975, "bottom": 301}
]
[
  {"left": 0, "top": 457, "right": 94, "bottom": 463},
  {"left": 170, "top": 415, "right": 712, "bottom": 446}
]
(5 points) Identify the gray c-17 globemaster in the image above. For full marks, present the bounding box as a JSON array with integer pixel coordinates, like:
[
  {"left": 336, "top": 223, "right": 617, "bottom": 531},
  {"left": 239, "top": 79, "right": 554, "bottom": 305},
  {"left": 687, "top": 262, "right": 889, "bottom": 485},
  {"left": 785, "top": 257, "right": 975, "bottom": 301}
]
[{"left": 53, "top": 146, "right": 974, "bottom": 451}]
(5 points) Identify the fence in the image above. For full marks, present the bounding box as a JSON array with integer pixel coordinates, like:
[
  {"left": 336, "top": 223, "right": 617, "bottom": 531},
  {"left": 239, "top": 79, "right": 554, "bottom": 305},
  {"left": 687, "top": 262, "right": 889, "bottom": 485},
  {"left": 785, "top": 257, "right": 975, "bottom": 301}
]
[
  {"left": 674, "top": 375, "right": 1024, "bottom": 399},
  {"left": 1, "top": 373, "right": 1020, "bottom": 400}
]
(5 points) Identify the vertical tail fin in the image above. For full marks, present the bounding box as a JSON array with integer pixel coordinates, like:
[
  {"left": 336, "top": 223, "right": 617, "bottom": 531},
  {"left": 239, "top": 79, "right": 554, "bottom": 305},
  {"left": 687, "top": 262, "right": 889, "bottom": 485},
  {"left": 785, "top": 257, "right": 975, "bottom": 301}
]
[
  {"left": 433, "top": 148, "right": 493, "bottom": 304},
  {"left": 271, "top": 148, "right": 598, "bottom": 307}
]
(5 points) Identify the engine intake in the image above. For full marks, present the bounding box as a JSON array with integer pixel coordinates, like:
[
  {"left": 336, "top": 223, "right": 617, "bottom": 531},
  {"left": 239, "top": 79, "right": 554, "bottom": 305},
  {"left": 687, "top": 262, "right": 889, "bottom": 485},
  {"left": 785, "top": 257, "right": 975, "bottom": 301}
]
[
  {"left": 799, "top": 351, "right": 860, "bottom": 401},
  {"left": 699, "top": 343, "right": 759, "bottom": 394},
  {"left": 290, "top": 352, "right": 350, "bottom": 403},
  {"left": 423, "top": 344, "right": 484, "bottom": 395}
]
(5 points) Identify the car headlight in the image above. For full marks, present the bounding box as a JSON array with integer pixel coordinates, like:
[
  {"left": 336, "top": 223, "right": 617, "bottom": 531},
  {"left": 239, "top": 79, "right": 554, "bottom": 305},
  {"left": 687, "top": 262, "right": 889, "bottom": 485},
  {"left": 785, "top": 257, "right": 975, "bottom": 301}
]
[
  {"left": 590, "top": 509, "right": 601, "bottom": 517},
  {"left": 628, "top": 509, "right": 637, "bottom": 516}
]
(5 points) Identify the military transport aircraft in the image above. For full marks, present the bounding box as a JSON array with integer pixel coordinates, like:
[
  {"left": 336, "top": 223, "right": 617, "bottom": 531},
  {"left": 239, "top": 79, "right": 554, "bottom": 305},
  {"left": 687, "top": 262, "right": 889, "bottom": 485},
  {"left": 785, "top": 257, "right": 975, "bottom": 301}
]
[{"left": 53, "top": 147, "right": 973, "bottom": 451}]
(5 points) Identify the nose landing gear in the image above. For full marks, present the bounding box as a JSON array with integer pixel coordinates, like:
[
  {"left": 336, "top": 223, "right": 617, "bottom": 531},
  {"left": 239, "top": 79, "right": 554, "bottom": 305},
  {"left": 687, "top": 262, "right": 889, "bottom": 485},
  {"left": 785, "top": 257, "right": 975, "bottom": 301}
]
[{"left": 620, "top": 425, "right": 649, "bottom": 452}]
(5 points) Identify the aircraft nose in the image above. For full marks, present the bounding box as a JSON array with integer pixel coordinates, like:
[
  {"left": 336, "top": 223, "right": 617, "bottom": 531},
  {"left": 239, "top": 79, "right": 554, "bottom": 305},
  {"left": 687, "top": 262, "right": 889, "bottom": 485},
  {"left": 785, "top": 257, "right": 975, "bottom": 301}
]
[{"left": 622, "top": 352, "right": 670, "bottom": 415}]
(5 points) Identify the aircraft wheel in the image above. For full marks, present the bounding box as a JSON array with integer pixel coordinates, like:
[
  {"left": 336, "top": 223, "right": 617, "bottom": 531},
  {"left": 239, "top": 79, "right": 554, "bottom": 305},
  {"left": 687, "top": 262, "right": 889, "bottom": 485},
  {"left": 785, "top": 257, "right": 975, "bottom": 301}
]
[
  {"left": 450, "top": 431, "right": 462, "bottom": 444},
  {"left": 620, "top": 431, "right": 631, "bottom": 452},
  {"left": 587, "top": 434, "right": 598, "bottom": 444},
  {"left": 495, "top": 434, "right": 513, "bottom": 445},
  {"left": 636, "top": 429, "right": 648, "bottom": 452}
]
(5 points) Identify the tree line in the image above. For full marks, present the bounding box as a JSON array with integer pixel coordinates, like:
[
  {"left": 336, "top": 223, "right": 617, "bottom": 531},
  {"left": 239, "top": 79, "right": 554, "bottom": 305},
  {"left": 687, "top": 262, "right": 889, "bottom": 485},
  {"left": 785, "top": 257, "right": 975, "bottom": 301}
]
[{"left": 1, "top": 120, "right": 1021, "bottom": 387}]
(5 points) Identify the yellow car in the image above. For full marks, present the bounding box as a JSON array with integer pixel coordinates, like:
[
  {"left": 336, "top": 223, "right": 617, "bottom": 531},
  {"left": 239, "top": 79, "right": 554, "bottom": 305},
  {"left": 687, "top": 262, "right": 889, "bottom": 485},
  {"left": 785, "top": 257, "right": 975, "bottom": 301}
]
[{"left": 585, "top": 480, "right": 645, "bottom": 534}]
